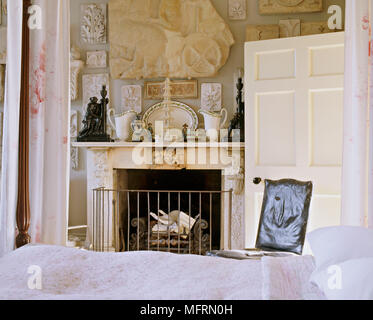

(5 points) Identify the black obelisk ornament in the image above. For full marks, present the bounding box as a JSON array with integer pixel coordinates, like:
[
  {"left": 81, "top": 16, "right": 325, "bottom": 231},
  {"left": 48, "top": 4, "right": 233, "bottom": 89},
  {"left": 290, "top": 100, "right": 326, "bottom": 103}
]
[{"left": 228, "top": 76, "right": 245, "bottom": 142}]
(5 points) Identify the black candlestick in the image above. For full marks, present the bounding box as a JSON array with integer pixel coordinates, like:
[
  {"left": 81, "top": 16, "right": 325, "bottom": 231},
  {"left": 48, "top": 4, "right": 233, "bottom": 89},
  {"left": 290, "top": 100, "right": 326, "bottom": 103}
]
[{"left": 228, "top": 77, "right": 245, "bottom": 142}]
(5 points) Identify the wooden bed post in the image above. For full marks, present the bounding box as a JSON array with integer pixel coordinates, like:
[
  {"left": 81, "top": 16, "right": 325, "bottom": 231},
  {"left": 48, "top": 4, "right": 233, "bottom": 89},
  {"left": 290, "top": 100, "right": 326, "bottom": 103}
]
[{"left": 16, "top": 0, "right": 31, "bottom": 248}]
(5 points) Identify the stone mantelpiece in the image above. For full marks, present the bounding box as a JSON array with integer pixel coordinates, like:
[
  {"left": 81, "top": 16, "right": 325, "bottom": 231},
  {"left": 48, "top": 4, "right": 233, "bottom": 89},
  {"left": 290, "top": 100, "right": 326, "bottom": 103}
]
[{"left": 72, "top": 142, "right": 245, "bottom": 250}]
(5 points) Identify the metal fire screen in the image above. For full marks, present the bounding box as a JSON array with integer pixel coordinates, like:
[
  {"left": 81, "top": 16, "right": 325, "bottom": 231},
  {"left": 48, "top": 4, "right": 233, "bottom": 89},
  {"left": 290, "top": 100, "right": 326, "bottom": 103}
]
[{"left": 91, "top": 189, "right": 233, "bottom": 255}]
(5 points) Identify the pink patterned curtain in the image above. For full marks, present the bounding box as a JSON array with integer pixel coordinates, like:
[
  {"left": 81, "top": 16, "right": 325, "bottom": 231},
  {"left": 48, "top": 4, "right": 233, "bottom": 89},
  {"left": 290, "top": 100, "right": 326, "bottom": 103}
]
[
  {"left": 28, "top": 0, "right": 70, "bottom": 245},
  {"left": 342, "top": 0, "right": 373, "bottom": 227}
]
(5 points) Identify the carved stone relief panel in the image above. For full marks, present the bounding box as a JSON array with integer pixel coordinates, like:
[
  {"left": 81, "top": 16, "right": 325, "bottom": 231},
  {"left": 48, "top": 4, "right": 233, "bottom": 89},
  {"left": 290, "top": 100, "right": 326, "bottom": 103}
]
[
  {"left": 246, "top": 24, "right": 279, "bottom": 41},
  {"left": 279, "top": 19, "right": 301, "bottom": 38},
  {"left": 228, "top": 0, "right": 247, "bottom": 20},
  {"left": 259, "top": 0, "right": 322, "bottom": 15},
  {"left": 144, "top": 80, "right": 198, "bottom": 100},
  {"left": 108, "top": 0, "right": 234, "bottom": 79},
  {"left": 223, "top": 157, "right": 245, "bottom": 250},
  {"left": 201, "top": 83, "right": 222, "bottom": 112},
  {"left": 0, "top": 27, "right": 6, "bottom": 64},
  {"left": 121, "top": 85, "right": 142, "bottom": 113},
  {"left": 71, "top": 60, "right": 84, "bottom": 101},
  {"left": 93, "top": 150, "right": 110, "bottom": 188},
  {"left": 71, "top": 147, "right": 79, "bottom": 170},
  {"left": 70, "top": 110, "right": 79, "bottom": 170},
  {"left": 301, "top": 22, "right": 336, "bottom": 36},
  {"left": 87, "top": 50, "right": 107, "bottom": 68},
  {"left": 0, "top": 64, "right": 4, "bottom": 102},
  {"left": 81, "top": 4, "right": 107, "bottom": 44},
  {"left": 70, "top": 110, "right": 78, "bottom": 139},
  {"left": 82, "top": 73, "right": 110, "bottom": 112},
  {"left": 70, "top": 46, "right": 84, "bottom": 101}
]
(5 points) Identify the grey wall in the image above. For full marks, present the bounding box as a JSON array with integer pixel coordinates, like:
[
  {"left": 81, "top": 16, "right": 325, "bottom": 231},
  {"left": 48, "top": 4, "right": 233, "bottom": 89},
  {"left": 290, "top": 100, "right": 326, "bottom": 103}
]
[{"left": 69, "top": 0, "right": 345, "bottom": 226}]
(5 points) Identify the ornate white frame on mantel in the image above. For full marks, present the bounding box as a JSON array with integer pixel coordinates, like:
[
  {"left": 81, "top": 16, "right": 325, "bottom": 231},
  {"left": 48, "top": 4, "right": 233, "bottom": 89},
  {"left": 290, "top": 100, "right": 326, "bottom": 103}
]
[{"left": 72, "top": 142, "right": 246, "bottom": 251}]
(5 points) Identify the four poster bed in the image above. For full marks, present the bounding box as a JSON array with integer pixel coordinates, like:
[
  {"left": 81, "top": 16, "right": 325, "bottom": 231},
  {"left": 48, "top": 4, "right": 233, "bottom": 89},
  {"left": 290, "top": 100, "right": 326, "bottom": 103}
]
[
  {"left": 0, "top": 244, "right": 324, "bottom": 300},
  {"left": 1, "top": 0, "right": 372, "bottom": 301}
]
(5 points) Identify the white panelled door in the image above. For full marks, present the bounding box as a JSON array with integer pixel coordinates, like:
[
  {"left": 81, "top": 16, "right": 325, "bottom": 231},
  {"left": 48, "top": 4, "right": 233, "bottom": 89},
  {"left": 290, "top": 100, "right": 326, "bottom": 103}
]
[{"left": 244, "top": 33, "right": 345, "bottom": 248}]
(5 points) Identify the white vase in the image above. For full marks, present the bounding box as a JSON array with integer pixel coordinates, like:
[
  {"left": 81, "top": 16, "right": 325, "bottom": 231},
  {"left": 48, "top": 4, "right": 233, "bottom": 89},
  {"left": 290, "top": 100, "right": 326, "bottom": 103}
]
[
  {"left": 107, "top": 109, "right": 137, "bottom": 141},
  {"left": 199, "top": 108, "right": 228, "bottom": 141}
]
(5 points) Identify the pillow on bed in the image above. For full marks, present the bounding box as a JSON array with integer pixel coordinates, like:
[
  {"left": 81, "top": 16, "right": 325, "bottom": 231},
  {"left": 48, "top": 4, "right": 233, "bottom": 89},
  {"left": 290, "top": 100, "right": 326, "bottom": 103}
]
[
  {"left": 307, "top": 226, "right": 373, "bottom": 271},
  {"left": 310, "top": 257, "right": 373, "bottom": 300}
]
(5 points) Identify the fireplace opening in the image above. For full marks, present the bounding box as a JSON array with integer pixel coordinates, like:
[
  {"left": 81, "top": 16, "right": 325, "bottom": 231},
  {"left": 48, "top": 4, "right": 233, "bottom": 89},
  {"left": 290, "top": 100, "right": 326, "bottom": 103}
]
[{"left": 115, "top": 169, "right": 223, "bottom": 254}]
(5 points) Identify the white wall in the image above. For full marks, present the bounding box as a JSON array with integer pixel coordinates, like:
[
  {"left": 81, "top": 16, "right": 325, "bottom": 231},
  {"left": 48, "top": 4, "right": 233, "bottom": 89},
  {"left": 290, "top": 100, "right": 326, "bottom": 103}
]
[{"left": 69, "top": 0, "right": 345, "bottom": 226}]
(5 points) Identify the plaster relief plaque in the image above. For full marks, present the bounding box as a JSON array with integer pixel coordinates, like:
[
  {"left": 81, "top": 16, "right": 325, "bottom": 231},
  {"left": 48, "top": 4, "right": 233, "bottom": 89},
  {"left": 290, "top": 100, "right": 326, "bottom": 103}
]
[
  {"left": 121, "top": 85, "right": 142, "bottom": 113},
  {"left": 71, "top": 61, "right": 84, "bottom": 101},
  {"left": 0, "top": 64, "right": 4, "bottom": 102},
  {"left": 87, "top": 50, "right": 107, "bottom": 68},
  {"left": 279, "top": 19, "right": 300, "bottom": 38},
  {"left": 246, "top": 25, "right": 279, "bottom": 42},
  {"left": 144, "top": 80, "right": 198, "bottom": 100},
  {"left": 0, "top": 27, "right": 6, "bottom": 64},
  {"left": 70, "top": 110, "right": 79, "bottom": 139},
  {"left": 71, "top": 147, "right": 79, "bottom": 170},
  {"left": 70, "top": 110, "right": 79, "bottom": 170},
  {"left": 259, "top": 0, "right": 322, "bottom": 15},
  {"left": 70, "top": 46, "right": 84, "bottom": 101},
  {"left": 108, "top": 0, "right": 235, "bottom": 79},
  {"left": 81, "top": 4, "right": 107, "bottom": 44},
  {"left": 228, "top": 0, "right": 247, "bottom": 20},
  {"left": 82, "top": 73, "right": 110, "bottom": 112},
  {"left": 201, "top": 83, "right": 222, "bottom": 112},
  {"left": 301, "top": 22, "right": 336, "bottom": 35}
]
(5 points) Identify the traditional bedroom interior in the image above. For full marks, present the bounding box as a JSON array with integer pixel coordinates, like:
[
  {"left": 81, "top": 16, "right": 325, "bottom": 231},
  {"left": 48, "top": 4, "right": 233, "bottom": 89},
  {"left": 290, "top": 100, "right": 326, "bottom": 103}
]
[{"left": 0, "top": 0, "right": 373, "bottom": 301}]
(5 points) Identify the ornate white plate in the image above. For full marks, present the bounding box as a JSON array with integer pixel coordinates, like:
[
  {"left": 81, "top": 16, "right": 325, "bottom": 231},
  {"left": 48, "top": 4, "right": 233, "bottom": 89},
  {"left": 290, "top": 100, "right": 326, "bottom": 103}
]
[{"left": 142, "top": 101, "right": 198, "bottom": 130}]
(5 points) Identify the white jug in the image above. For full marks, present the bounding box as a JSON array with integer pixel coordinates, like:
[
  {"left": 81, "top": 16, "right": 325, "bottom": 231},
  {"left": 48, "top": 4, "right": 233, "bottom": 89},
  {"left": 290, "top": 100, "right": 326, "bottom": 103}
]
[
  {"left": 199, "top": 108, "right": 228, "bottom": 141},
  {"left": 107, "top": 109, "right": 137, "bottom": 141}
]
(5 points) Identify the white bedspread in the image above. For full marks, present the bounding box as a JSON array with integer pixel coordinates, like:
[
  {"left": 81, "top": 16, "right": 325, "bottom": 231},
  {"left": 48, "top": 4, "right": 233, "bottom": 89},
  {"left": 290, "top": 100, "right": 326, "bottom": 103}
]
[
  {"left": 262, "top": 255, "right": 326, "bottom": 300},
  {"left": 0, "top": 245, "right": 324, "bottom": 300}
]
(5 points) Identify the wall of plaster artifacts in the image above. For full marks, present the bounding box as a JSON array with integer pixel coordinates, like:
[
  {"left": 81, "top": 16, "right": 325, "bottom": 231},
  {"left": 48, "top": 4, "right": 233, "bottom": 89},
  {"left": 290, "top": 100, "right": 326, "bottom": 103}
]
[{"left": 67, "top": 0, "right": 346, "bottom": 226}]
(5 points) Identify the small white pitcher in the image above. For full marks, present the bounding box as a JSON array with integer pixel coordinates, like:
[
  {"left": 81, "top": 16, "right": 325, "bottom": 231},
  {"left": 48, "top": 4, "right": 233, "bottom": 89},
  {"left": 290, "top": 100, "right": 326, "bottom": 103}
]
[
  {"left": 107, "top": 109, "right": 137, "bottom": 141},
  {"left": 199, "top": 108, "right": 228, "bottom": 141}
]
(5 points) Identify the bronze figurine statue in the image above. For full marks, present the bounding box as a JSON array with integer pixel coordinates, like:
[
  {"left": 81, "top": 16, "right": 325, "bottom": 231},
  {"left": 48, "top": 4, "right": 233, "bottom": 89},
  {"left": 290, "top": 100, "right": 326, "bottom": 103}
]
[{"left": 77, "top": 85, "right": 113, "bottom": 142}]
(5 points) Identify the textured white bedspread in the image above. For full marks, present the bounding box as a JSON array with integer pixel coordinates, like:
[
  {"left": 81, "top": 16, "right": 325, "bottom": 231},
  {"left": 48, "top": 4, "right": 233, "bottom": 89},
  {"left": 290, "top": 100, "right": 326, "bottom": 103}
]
[{"left": 0, "top": 245, "right": 324, "bottom": 300}]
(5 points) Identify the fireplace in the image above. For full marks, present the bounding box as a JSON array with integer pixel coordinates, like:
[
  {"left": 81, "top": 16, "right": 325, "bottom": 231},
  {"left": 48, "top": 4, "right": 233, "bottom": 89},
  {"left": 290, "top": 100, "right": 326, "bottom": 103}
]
[
  {"left": 73, "top": 143, "right": 245, "bottom": 251},
  {"left": 106, "top": 169, "right": 225, "bottom": 255}
]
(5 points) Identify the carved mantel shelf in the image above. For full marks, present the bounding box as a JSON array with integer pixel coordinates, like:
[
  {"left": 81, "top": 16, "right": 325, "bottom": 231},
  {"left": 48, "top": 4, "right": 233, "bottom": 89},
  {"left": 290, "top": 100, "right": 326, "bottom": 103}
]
[{"left": 72, "top": 141, "right": 245, "bottom": 149}]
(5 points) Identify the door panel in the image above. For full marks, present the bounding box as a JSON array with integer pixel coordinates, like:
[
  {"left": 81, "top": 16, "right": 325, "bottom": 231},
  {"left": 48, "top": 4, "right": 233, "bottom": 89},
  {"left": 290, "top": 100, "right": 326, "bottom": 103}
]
[{"left": 244, "top": 33, "right": 345, "bottom": 248}]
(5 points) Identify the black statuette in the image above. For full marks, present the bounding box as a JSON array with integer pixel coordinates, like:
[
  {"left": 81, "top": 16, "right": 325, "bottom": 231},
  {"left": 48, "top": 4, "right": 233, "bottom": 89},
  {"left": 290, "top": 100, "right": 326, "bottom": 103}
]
[{"left": 77, "top": 85, "right": 114, "bottom": 142}]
